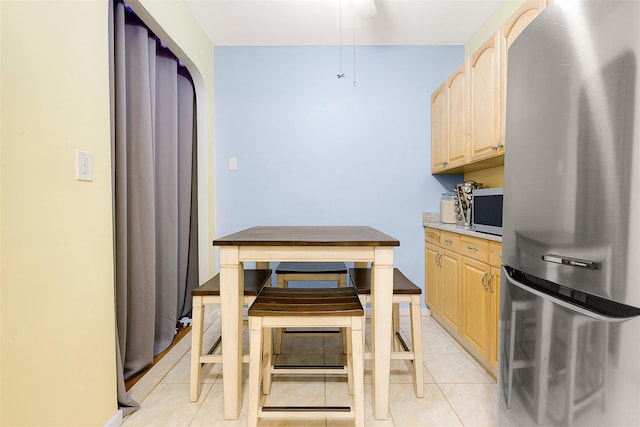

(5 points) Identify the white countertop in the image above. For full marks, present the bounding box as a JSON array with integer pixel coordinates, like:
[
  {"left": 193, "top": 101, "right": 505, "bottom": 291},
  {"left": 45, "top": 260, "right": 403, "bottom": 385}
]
[{"left": 422, "top": 212, "right": 502, "bottom": 242}]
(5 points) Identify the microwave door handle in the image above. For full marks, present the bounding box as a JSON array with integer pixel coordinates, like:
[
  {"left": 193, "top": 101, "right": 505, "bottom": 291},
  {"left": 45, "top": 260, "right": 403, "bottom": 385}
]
[{"left": 503, "top": 266, "right": 639, "bottom": 323}]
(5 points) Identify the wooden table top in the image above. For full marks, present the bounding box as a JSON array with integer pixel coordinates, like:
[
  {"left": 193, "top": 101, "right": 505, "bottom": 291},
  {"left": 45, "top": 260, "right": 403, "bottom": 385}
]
[{"left": 213, "top": 226, "right": 399, "bottom": 247}]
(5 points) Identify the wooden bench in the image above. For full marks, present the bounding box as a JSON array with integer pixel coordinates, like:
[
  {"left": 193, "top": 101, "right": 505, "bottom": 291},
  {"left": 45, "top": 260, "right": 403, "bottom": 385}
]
[
  {"left": 274, "top": 262, "right": 348, "bottom": 354},
  {"left": 275, "top": 261, "right": 348, "bottom": 287},
  {"left": 247, "top": 286, "right": 365, "bottom": 427},
  {"left": 349, "top": 267, "right": 424, "bottom": 398},
  {"left": 189, "top": 269, "right": 272, "bottom": 401}
]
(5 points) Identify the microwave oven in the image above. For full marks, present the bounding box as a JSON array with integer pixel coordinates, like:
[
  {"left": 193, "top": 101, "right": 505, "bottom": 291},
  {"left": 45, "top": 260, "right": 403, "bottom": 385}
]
[{"left": 472, "top": 187, "right": 503, "bottom": 235}]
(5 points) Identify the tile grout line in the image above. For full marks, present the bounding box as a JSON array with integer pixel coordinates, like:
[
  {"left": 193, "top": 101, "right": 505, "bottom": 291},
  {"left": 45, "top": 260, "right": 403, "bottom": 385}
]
[{"left": 435, "top": 382, "right": 468, "bottom": 427}]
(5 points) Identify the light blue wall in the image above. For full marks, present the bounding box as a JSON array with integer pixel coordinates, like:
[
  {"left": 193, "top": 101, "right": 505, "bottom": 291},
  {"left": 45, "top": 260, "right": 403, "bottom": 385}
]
[{"left": 213, "top": 45, "right": 462, "bottom": 300}]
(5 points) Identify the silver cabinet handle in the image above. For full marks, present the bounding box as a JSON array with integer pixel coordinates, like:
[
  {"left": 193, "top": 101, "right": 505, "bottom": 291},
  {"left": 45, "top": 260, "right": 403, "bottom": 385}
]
[
  {"left": 441, "top": 161, "right": 448, "bottom": 166},
  {"left": 488, "top": 273, "right": 495, "bottom": 293},
  {"left": 444, "top": 239, "right": 453, "bottom": 244},
  {"left": 467, "top": 246, "right": 479, "bottom": 251},
  {"left": 481, "top": 273, "right": 489, "bottom": 290}
]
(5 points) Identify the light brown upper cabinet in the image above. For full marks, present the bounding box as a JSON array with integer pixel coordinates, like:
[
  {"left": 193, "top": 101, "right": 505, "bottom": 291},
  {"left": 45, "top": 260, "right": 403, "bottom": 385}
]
[
  {"left": 431, "top": 63, "right": 468, "bottom": 174},
  {"left": 431, "top": 82, "right": 448, "bottom": 173},
  {"left": 430, "top": 0, "right": 547, "bottom": 174},
  {"left": 447, "top": 63, "right": 468, "bottom": 170},
  {"left": 468, "top": 32, "right": 502, "bottom": 163},
  {"left": 500, "top": 0, "right": 547, "bottom": 143}
]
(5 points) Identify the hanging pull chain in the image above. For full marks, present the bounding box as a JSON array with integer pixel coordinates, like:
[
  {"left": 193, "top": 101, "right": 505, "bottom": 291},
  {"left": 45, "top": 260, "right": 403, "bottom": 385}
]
[
  {"left": 337, "top": 0, "right": 345, "bottom": 79},
  {"left": 352, "top": 5, "right": 356, "bottom": 87}
]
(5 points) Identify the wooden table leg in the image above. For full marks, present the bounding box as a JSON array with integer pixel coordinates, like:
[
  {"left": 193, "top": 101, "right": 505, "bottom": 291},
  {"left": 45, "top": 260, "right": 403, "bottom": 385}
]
[
  {"left": 371, "top": 247, "right": 393, "bottom": 419},
  {"left": 220, "top": 247, "right": 243, "bottom": 419}
]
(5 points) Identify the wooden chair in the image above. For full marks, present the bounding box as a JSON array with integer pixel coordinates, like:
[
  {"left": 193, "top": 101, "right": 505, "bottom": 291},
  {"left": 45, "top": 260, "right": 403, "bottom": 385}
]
[
  {"left": 189, "top": 269, "right": 272, "bottom": 402},
  {"left": 349, "top": 267, "right": 424, "bottom": 398},
  {"left": 247, "top": 286, "right": 365, "bottom": 427},
  {"left": 274, "top": 262, "right": 348, "bottom": 354}
]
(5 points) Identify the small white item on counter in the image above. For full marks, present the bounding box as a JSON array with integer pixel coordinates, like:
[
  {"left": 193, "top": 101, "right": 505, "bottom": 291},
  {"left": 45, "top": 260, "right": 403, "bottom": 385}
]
[{"left": 440, "top": 191, "right": 457, "bottom": 224}]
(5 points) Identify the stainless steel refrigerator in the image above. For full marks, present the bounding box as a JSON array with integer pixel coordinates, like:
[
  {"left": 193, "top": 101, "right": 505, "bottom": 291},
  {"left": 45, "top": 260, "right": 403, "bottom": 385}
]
[{"left": 500, "top": 1, "right": 640, "bottom": 426}]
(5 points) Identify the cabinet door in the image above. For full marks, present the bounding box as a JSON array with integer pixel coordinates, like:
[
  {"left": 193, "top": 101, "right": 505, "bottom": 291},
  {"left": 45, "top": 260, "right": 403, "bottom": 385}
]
[
  {"left": 469, "top": 32, "right": 501, "bottom": 162},
  {"left": 441, "top": 248, "right": 461, "bottom": 332},
  {"left": 431, "top": 82, "right": 448, "bottom": 173},
  {"left": 425, "top": 243, "right": 441, "bottom": 314},
  {"left": 447, "top": 62, "right": 468, "bottom": 169},
  {"left": 461, "top": 256, "right": 491, "bottom": 359},
  {"left": 488, "top": 266, "right": 501, "bottom": 369},
  {"left": 500, "top": 0, "right": 546, "bottom": 147}
]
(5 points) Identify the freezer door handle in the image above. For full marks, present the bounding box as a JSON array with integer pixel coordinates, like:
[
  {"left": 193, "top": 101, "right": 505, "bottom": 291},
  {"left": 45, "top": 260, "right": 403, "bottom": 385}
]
[{"left": 503, "top": 266, "right": 640, "bottom": 323}]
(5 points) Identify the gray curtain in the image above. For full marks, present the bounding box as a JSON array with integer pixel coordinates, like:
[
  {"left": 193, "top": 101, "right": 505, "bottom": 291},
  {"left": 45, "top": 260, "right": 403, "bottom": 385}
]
[{"left": 110, "top": 0, "right": 199, "bottom": 413}]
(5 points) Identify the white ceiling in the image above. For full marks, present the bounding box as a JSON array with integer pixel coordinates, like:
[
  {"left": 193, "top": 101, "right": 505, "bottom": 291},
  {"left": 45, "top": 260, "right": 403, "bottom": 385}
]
[{"left": 183, "top": 0, "right": 505, "bottom": 46}]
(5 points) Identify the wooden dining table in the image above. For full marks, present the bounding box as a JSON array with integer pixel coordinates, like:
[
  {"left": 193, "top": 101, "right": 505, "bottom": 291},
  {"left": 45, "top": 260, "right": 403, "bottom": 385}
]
[{"left": 212, "top": 225, "right": 400, "bottom": 420}]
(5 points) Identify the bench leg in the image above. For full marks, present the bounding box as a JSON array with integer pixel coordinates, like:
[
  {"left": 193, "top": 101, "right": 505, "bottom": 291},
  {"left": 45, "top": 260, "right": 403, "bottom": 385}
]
[
  {"left": 347, "top": 326, "right": 354, "bottom": 395},
  {"left": 262, "top": 326, "right": 273, "bottom": 394},
  {"left": 352, "top": 316, "right": 365, "bottom": 427},
  {"left": 359, "top": 294, "right": 368, "bottom": 363},
  {"left": 410, "top": 295, "right": 424, "bottom": 398},
  {"left": 190, "top": 296, "right": 204, "bottom": 402},
  {"left": 392, "top": 302, "right": 401, "bottom": 352},
  {"left": 274, "top": 276, "right": 286, "bottom": 354},
  {"left": 339, "top": 273, "right": 347, "bottom": 354},
  {"left": 248, "top": 317, "right": 263, "bottom": 427}
]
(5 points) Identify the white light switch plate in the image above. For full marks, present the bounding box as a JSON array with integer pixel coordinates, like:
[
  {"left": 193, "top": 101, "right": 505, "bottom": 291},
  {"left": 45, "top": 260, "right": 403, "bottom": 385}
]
[
  {"left": 228, "top": 157, "right": 238, "bottom": 171},
  {"left": 76, "top": 150, "right": 93, "bottom": 181}
]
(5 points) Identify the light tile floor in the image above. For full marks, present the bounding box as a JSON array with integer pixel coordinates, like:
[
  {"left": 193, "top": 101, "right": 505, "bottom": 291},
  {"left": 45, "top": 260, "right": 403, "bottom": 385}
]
[{"left": 122, "top": 310, "right": 497, "bottom": 426}]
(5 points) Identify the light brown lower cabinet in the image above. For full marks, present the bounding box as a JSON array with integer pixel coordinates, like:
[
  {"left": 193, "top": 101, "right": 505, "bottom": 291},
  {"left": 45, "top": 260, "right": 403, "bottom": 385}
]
[
  {"left": 425, "top": 227, "right": 501, "bottom": 375},
  {"left": 441, "top": 248, "right": 461, "bottom": 333},
  {"left": 461, "top": 256, "right": 492, "bottom": 361},
  {"left": 425, "top": 230, "right": 461, "bottom": 333},
  {"left": 489, "top": 265, "right": 500, "bottom": 369}
]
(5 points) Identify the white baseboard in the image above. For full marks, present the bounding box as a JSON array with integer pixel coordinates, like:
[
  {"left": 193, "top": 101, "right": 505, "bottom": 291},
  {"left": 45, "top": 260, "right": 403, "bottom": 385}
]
[{"left": 104, "top": 409, "right": 123, "bottom": 427}]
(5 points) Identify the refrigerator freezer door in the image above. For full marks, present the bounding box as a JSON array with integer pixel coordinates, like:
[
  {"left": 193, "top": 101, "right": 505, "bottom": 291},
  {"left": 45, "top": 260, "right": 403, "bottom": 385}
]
[
  {"left": 502, "top": 0, "right": 640, "bottom": 308},
  {"left": 499, "top": 269, "right": 640, "bottom": 427}
]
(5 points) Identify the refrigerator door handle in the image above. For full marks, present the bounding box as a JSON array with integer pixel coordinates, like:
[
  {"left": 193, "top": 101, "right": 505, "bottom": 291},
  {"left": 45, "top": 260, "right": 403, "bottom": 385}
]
[{"left": 503, "top": 266, "right": 636, "bottom": 323}]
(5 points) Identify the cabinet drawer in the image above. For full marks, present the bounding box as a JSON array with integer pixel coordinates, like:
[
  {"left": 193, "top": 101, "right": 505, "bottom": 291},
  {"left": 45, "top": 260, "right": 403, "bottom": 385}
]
[
  {"left": 440, "top": 231, "right": 461, "bottom": 251},
  {"left": 489, "top": 241, "right": 502, "bottom": 268},
  {"left": 460, "top": 236, "right": 489, "bottom": 262},
  {"left": 425, "top": 228, "right": 440, "bottom": 245}
]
